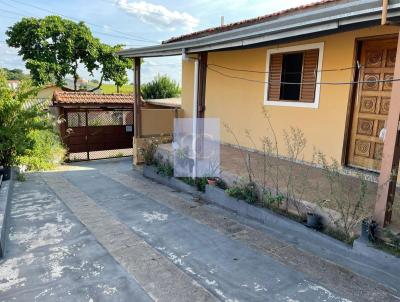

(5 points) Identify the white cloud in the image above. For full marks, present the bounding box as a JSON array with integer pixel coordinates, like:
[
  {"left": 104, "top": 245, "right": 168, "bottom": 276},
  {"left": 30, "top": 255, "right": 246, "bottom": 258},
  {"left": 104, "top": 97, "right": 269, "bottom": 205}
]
[{"left": 116, "top": 0, "right": 199, "bottom": 31}]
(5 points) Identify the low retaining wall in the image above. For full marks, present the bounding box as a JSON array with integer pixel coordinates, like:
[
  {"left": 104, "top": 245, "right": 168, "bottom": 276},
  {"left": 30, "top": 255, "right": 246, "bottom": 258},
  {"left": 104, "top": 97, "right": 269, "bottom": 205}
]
[
  {"left": 143, "top": 165, "right": 199, "bottom": 196},
  {"left": 141, "top": 167, "right": 400, "bottom": 290},
  {"left": 0, "top": 170, "right": 14, "bottom": 257},
  {"left": 202, "top": 184, "right": 352, "bottom": 251}
]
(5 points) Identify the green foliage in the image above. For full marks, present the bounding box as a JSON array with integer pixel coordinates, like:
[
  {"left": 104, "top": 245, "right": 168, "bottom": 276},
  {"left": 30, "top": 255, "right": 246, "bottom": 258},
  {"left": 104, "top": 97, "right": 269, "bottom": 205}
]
[
  {"left": 0, "top": 70, "right": 49, "bottom": 167},
  {"left": 140, "top": 138, "right": 160, "bottom": 165},
  {"left": 2, "top": 68, "right": 29, "bottom": 81},
  {"left": 96, "top": 44, "right": 132, "bottom": 91},
  {"left": 178, "top": 177, "right": 207, "bottom": 192},
  {"left": 196, "top": 177, "right": 208, "bottom": 192},
  {"left": 16, "top": 172, "right": 26, "bottom": 182},
  {"left": 317, "top": 152, "right": 369, "bottom": 242},
  {"left": 19, "top": 130, "right": 65, "bottom": 171},
  {"left": 101, "top": 83, "right": 133, "bottom": 94},
  {"left": 262, "top": 190, "right": 285, "bottom": 209},
  {"left": 115, "top": 152, "right": 125, "bottom": 158},
  {"left": 6, "top": 16, "right": 131, "bottom": 91},
  {"left": 226, "top": 181, "right": 258, "bottom": 204},
  {"left": 141, "top": 75, "right": 181, "bottom": 99},
  {"left": 155, "top": 160, "right": 174, "bottom": 177},
  {"left": 215, "top": 178, "right": 228, "bottom": 190}
]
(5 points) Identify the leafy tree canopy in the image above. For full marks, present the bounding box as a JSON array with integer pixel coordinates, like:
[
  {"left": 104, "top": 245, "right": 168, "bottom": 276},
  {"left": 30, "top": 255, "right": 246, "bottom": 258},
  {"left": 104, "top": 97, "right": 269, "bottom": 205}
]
[
  {"left": 1, "top": 68, "right": 29, "bottom": 81},
  {"left": 141, "top": 74, "right": 181, "bottom": 100},
  {"left": 6, "top": 16, "right": 132, "bottom": 91}
]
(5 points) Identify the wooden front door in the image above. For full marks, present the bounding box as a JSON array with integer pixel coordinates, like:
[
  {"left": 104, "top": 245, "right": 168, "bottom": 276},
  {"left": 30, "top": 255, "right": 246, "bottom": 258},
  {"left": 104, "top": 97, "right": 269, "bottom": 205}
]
[{"left": 348, "top": 37, "right": 397, "bottom": 171}]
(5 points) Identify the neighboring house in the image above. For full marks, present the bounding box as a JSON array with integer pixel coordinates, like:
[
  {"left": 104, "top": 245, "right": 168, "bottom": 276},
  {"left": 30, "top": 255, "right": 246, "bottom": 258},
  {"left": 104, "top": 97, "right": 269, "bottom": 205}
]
[
  {"left": 51, "top": 91, "right": 181, "bottom": 161},
  {"left": 120, "top": 0, "right": 400, "bottom": 226},
  {"left": 7, "top": 80, "right": 20, "bottom": 89}
]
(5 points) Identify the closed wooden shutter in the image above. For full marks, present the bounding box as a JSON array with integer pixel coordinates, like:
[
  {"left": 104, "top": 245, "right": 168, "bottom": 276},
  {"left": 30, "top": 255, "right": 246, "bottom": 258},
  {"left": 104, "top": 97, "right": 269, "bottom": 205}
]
[
  {"left": 300, "top": 49, "right": 319, "bottom": 102},
  {"left": 268, "top": 53, "right": 283, "bottom": 101}
]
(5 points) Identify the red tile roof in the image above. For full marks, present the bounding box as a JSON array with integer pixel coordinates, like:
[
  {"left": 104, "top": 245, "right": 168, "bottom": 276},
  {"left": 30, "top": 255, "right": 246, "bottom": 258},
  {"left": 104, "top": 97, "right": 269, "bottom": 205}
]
[
  {"left": 163, "top": 0, "right": 339, "bottom": 44},
  {"left": 52, "top": 91, "right": 135, "bottom": 105}
]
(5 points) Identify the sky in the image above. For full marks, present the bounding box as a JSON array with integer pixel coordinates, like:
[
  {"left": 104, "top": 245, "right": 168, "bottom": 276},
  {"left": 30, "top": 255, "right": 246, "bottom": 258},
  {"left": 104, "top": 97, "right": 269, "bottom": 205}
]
[{"left": 0, "top": 0, "right": 316, "bottom": 84}]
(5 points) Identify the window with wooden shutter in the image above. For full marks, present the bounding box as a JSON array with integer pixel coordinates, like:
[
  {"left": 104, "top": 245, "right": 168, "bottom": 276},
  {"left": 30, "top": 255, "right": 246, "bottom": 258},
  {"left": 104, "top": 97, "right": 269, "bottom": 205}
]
[
  {"left": 300, "top": 49, "right": 319, "bottom": 102},
  {"left": 268, "top": 53, "right": 283, "bottom": 101},
  {"left": 266, "top": 44, "right": 322, "bottom": 107}
]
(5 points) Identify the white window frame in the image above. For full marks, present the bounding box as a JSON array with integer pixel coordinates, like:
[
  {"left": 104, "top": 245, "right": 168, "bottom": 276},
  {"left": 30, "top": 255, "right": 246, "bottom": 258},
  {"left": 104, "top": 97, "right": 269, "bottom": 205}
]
[{"left": 264, "top": 42, "right": 324, "bottom": 109}]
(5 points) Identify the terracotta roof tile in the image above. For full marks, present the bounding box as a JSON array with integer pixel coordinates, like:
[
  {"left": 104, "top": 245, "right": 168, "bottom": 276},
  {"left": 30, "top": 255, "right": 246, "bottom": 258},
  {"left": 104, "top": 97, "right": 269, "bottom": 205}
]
[
  {"left": 163, "top": 0, "right": 339, "bottom": 44},
  {"left": 52, "top": 91, "right": 135, "bottom": 105}
]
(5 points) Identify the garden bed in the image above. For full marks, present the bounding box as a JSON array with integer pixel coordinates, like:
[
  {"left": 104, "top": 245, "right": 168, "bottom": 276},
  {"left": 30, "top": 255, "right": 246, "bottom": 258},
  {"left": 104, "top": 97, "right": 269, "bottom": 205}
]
[
  {"left": 142, "top": 165, "right": 400, "bottom": 263},
  {"left": 143, "top": 165, "right": 199, "bottom": 195}
]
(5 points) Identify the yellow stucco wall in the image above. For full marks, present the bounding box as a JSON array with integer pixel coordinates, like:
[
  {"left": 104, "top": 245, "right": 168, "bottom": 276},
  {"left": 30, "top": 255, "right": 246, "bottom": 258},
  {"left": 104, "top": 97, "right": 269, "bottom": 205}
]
[
  {"left": 181, "top": 25, "right": 399, "bottom": 163},
  {"left": 141, "top": 108, "right": 182, "bottom": 137}
]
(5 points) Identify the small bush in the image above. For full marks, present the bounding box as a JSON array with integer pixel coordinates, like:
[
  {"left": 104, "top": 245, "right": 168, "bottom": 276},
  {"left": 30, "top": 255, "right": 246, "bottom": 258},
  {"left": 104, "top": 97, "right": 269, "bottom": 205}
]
[
  {"left": 178, "top": 177, "right": 208, "bottom": 192},
  {"left": 140, "top": 138, "right": 159, "bottom": 165},
  {"left": 226, "top": 181, "right": 258, "bottom": 204},
  {"left": 262, "top": 190, "right": 285, "bottom": 209},
  {"left": 19, "top": 129, "right": 65, "bottom": 171},
  {"left": 141, "top": 74, "right": 181, "bottom": 99},
  {"left": 155, "top": 159, "right": 174, "bottom": 177}
]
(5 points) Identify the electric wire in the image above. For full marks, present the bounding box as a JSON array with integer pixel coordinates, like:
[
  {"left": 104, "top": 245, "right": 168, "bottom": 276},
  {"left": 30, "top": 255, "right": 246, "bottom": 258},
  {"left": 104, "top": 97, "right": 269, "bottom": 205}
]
[
  {"left": 207, "top": 63, "right": 360, "bottom": 74},
  {"left": 0, "top": 0, "right": 158, "bottom": 44},
  {"left": 207, "top": 65, "right": 399, "bottom": 86}
]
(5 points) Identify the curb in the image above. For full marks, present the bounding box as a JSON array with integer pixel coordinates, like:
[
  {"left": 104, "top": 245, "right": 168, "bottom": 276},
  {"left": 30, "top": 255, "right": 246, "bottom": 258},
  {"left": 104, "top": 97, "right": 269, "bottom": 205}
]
[
  {"left": 143, "top": 165, "right": 200, "bottom": 196},
  {"left": 0, "top": 169, "right": 14, "bottom": 258}
]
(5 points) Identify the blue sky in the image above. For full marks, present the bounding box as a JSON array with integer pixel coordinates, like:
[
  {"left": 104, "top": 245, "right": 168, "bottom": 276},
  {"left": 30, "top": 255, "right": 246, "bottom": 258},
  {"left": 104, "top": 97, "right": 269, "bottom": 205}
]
[{"left": 0, "top": 0, "right": 314, "bottom": 84}]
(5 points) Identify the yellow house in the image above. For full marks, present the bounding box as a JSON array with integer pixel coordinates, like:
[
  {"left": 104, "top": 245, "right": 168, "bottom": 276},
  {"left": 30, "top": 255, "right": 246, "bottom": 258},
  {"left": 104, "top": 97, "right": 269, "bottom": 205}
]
[{"left": 120, "top": 0, "right": 400, "bottom": 226}]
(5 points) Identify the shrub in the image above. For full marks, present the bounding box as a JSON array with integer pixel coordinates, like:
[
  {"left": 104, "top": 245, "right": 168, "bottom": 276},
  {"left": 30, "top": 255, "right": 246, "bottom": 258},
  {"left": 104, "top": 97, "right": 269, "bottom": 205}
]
[
  {"left": 317, "top": 152, "right": 370, "bottom": 242},
  {"left": 19, "top": 129, "right": 65, "bottom": 171},
  {"left": 178, "top": 177, "right": 208, "bottom": 192},
  {"left": 0, "top": 71, "right": 50, "bottom": 168},
  {"left": 140, "top": 138, "right": 159, "bottom": 165},
  {"left": 141, "top": 75, "right": 181, "bottom": 99},
  {"left": 155, "top": 158, "right": 174, "bottom": 177},
  {"left": 226, "top": 181, "right": 258, "bottom": 204},
  {"left": 262, "top": 190, "right": 285, "bottom": 209}
]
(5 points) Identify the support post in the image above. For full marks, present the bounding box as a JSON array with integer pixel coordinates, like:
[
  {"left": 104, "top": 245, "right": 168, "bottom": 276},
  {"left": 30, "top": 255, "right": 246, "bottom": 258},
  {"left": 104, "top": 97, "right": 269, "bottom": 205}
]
[
  {"left": 134, "top": 57, "right": 142, "bottom": 138},
  {"left": 374, "top": 32, "right": 400, "bottom": 227},
  {"left": 197, "top": 53, "right": 208, "bottom": 118},
  {"left": 192, "top": 59, "right": 199, "bottom": 179}
]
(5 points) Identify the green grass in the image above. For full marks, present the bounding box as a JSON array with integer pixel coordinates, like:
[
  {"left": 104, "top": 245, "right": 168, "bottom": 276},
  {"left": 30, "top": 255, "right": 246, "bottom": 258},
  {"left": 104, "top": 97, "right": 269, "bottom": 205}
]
[{"left": 100, "top": 84, "right": 133, "bottom": 94}]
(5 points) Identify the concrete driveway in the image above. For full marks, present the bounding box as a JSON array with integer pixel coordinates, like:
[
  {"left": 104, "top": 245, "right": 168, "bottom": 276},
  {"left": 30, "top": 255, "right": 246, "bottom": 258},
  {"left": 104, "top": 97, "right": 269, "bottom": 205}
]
[{"left": 0, "top": 158, "right": 399, "bottom": 302}]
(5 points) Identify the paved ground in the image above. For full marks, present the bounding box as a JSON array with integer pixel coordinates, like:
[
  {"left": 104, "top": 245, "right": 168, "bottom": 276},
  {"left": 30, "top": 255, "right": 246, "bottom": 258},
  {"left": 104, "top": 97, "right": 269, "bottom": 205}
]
[{"left": 1, "top": 158, "right": 399, "bottom": 301}]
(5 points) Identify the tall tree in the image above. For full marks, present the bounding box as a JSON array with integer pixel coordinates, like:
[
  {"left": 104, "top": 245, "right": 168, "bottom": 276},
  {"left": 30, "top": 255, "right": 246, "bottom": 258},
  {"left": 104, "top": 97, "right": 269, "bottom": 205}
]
[
  {"left": 90, "top": 44, "right": 132, "bottom": 92},
  {"left": 6, "top": 16, "right": 131, "bottom": 91},
  {"left": 1, "top": 68, "right": 29, "bottom": 80}
]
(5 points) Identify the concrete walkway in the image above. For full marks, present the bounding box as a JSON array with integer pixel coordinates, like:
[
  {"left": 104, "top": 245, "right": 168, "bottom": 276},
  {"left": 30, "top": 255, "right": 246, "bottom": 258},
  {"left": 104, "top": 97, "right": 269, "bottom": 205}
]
[{"left": 1, "top": 158, "right": 399, "bottom": 301}]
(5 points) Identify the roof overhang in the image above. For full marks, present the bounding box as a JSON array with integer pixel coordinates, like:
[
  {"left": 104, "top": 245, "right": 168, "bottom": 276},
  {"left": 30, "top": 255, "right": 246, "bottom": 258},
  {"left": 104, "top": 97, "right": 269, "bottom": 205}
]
[{"left": 119, "top": 0, "right": 400, "bottom": 58}]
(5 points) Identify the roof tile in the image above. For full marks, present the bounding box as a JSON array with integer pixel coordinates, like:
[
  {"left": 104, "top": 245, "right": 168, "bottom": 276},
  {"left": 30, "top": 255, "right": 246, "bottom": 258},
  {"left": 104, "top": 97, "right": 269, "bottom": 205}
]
[
  {"left": 163, "top": 0, "right": 339, "bottom": 44},
  {"left": 52, "top": 91, "right": 135, "bottom": 105}
]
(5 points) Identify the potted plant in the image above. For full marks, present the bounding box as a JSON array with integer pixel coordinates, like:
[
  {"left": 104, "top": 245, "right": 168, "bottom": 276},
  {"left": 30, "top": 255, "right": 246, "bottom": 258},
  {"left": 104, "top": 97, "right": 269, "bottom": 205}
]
[
  {"left": 361, "top": 217, "right": 378, "bottom": 242},
  {"left": 305, "top": 212, "right": 323, "bottom": 230},
  {"left": 207, "top": 177, "right": 217, "bottom": 186}
]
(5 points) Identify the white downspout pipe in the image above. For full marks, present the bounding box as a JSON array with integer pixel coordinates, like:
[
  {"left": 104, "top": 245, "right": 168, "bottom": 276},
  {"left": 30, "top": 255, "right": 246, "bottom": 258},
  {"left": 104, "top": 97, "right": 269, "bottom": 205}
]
[{"left": 192, "top": 59, "right": 199, "bottom": 179}]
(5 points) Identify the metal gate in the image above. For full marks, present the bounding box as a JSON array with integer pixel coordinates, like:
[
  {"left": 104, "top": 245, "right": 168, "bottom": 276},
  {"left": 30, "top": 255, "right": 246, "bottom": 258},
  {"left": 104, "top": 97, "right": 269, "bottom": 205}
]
[{"left": 63, "top": 108, "right": 134, "bottom": 161}]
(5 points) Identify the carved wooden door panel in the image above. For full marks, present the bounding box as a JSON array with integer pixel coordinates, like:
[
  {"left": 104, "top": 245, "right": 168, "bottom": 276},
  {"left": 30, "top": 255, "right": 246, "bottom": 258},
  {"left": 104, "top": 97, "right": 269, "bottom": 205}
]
[{"left": 348, "top": 38, "right": 397, "bottom": 171}]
